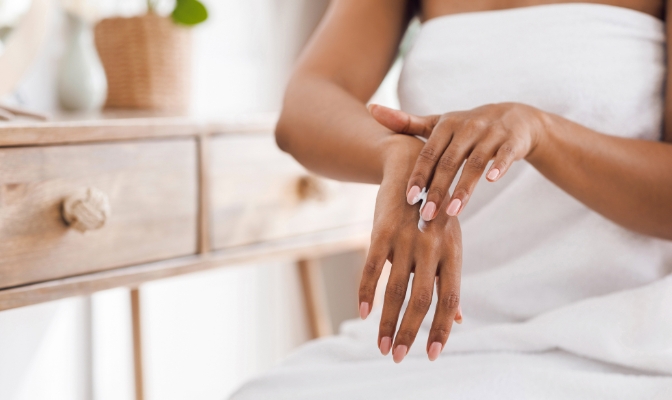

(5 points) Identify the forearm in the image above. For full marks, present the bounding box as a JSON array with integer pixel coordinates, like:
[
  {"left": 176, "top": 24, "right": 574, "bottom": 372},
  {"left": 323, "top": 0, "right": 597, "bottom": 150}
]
[
  {"left": 276, "top": 74, "right": 397, "bottom": 184},
  {"left": 529, "top": 113, "right": 672, "bottom": 239}
]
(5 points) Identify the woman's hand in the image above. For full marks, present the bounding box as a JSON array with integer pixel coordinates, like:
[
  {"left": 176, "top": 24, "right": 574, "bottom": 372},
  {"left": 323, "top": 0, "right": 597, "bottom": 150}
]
[
  {"left": 368, "top": 103, "right": 547, "bottom": 219},
  {"left": 358, "top": 135, "right": 463, "bottom": 363}
]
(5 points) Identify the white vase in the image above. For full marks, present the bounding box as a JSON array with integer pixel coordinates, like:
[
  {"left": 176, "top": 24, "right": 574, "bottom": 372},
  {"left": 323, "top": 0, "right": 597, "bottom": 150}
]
[{"left": 57, "top": 12, "right": 107, "bottom": 111}]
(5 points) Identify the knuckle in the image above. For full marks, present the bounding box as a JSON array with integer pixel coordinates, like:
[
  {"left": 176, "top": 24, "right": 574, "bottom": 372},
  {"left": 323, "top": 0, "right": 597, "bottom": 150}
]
[
  {"left": 358, "top": 286, "right": 373, "bottom": 300},
  {"left": 466, "top": 154, "right": 487, "bottom": 170},
  {"left": 491, "top": 123, "right": 508, "bottom": 138},
  {"left": 429, "top": 235, "right": 444, "bottom": 250},
  {"left": 401, "top": 230, "right": 418, "bottom": 245},
  {"left": 418, "top": 146, "right": 440, "bottom": 164},
  {"left": 430, "top": 328, "right": 451, "bottom": 341},
  {"left": 499, "top": 144, "right": 516, "bottom": 159},
  {"left": 395, "top": 328, "right": 417, "bottom": 343},
  {"left": 464, "top": 117, "right": 488, "bottom": 131},
  {"left": 454, "top": 187, "right": 471, "bottom": 201},
  {"left": 371, "top": 225, "right": 393, "bottom": 242},
  {"left": 446, "top": 227, "right": 462, "bottom": 245},
  {"left": 386, "top": 282, "right": 407, "bottom": 303},
  {"left": 437, "top": 152, "right": 462, "bottom": 172},
  {"left": 439, "top": 292, "right": 460, "bottom": 310},
  {"left": 380, "top": 320, "right": 398, "bottom": 333},
  {"left": 437, "top": 115, "right": 455, "bottom": 128},
  {"left": 362, "top": 260, "right": 379, "bottom": 279},
  {"left": 410, "top": 290, "right": 433, "bottom": 312},
  {"left": 428, "top": 185, "right": 446, "bottom": 200},
  {"left": 452, "top": 187, "right": 468, "bottom": 199}
]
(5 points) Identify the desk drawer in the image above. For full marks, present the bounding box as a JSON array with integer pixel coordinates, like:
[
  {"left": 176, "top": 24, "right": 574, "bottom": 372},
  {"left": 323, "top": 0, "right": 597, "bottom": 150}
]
[
  {"left": 0, "top": 139, "right": 198, "bottom": 289},
  {"left": 209, "top": 133, "right": 378, "bottom": 249}
]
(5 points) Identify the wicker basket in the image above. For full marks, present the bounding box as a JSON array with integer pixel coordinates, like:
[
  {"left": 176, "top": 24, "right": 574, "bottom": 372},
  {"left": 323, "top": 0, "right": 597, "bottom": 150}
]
[{"left": 94, "top": 14, "right": 191, "bottom": 111}]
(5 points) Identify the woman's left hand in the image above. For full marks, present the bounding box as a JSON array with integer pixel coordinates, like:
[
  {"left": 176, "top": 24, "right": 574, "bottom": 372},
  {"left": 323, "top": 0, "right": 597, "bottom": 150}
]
[{"left": 369, "top": 103, "right": 547, "bottom": 219}]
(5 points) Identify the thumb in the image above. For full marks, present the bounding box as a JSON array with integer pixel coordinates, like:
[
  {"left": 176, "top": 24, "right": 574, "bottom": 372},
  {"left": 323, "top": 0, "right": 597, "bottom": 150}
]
[{"left": 368, "top": 103, "right": 438, "bottom": 138}]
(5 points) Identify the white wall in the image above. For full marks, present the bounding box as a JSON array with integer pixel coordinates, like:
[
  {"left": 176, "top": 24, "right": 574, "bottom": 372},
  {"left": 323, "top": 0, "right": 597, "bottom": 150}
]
[{"left": 0, "top": 298, "right": 90, "bottom": 400}]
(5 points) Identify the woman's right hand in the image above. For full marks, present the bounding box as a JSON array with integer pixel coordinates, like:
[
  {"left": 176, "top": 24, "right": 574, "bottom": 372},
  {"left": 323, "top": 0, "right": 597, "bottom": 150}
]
[{"left": 358, "top": 135, "right": 463, "bottom": 363}]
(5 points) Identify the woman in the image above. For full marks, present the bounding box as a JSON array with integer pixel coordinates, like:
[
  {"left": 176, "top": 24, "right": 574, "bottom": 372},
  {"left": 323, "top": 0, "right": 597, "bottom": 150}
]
[{"left": 233, "top": 1, "right": 672, "bottom": 398}]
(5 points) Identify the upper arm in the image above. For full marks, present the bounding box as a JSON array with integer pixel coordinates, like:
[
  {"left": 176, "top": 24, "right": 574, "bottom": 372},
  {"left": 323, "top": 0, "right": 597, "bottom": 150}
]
[
  {"left": 291, "top": 0, "right": 413, "bottom": 103},
  {"left": 664, "top": 0, "right": 672, "bottom": 142}
]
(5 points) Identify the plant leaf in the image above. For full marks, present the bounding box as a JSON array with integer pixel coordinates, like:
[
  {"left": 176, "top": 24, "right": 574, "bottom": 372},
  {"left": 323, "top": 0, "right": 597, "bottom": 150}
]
[{"left": 172, "top": 0, "right": 208, "bottom": 26}]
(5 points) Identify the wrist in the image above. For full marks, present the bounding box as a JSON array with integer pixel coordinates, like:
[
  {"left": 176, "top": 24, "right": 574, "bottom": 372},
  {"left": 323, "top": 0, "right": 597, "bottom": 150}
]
[
  {"left": 379, "top": 134, "right": 423, "bottom": 183},
  {"left": 526, "top": 108, "right": 559, "bottom": 166}
]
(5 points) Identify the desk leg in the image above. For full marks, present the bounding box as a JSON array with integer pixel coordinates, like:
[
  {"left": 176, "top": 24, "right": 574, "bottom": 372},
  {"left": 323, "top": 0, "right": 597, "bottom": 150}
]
[
  {"left": 82, "top": 295, "right": 94, "bottom": 400},
  {"left": 130, "top": 288, "right": 145, "bottom": 400},
  {"left": 297, "top": 258, "right": 333, "bottom": 339}
]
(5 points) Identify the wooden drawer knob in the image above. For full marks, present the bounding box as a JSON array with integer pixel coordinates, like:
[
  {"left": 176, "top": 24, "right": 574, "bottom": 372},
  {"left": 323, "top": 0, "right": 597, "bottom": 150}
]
[
  {"left": 62, "top": 187, "right": 111, "bottom": 232},
  {"left": 296, "top": 175, "right": 327, "bottom": 202}
]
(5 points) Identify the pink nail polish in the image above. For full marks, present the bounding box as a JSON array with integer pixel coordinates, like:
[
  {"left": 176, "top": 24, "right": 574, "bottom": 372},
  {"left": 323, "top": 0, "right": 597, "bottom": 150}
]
[
  {"left": 407, "top": 186, "right": 421, "bottom": 205},
  {"left": 487, "top": 168, "right": 500, "bottom": 181},
  {"left": 446, "top": 199, "right": 461, "bottom": 216},
  {"left": 455, "top": 305, "right": 463, "bottom": 324},
  {"left": 428, "top": 342, "right": 442, "bottom": 361},
  {"left": 393, "top": 345, "right": 408, "bottom": 363},
  {"left": 421, "top": 201, "right": 436, "bottom": 221},
  {"left": 359, "top": 302, "right": 370, "bottom": 320},
  {"left": 380, "top": 336, "right": 392, "bottom": 355}
]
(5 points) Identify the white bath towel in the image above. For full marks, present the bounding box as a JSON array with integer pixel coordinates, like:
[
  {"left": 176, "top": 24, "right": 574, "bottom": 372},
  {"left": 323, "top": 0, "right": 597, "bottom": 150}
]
[{"left": 231, "top": 4, "right": 672, "bottom": 399}]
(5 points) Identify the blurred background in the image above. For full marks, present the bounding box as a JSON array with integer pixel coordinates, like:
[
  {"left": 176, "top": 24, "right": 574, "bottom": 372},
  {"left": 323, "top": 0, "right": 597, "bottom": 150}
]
[{"left": 0, "top": 0, "right": 402, "bottom": 399}]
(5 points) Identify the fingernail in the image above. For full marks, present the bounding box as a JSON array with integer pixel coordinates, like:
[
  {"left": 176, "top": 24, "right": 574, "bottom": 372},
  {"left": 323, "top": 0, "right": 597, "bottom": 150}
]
[
  {"left": 455, "top": 305, "right": 463, "bottom": 324},
  {"left": 428, "top": 342, "right": 442, "bottom": 361},
  {"left": 421, "top": 201, "right": 436, "bottom": 221},
  {"left": 407, "top": 186, "right": 421, "bottom": 205},
  {"left": 359, "top": 302, "right": 370, "bottom": 320},
  {"left": 380, "top": 336, "right": 392, "bottom": 355},
  {"left": 393, "top": 345, "right": 408, "bottom": 363},
  {"left": 487, "top": 168, "right": 500, "bottom": 181},
  {"left": 446, "top": 198, "right": 461, "bottom": 216}
]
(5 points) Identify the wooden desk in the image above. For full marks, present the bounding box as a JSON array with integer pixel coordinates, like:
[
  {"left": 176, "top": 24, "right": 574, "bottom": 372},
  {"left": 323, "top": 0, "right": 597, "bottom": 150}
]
[{"left": 0, "top": 113, "right": 377, "bottom": 399}]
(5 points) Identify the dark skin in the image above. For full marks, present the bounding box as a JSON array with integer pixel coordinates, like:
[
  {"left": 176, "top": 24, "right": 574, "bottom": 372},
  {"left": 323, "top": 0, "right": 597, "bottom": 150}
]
[{"left": 276, "top": 0, "right": 672, "bottom": 363}]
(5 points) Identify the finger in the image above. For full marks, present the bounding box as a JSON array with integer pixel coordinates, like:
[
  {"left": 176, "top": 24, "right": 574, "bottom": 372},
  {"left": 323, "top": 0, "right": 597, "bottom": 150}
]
[
  {"left": 358, "top": 239, "right": 390, "bottom": 320},
  {"left": 391, "top": 255, "right": 438, "bottom": 363},
  {"left": 485, "top": 139, "right": 521, "bottom": 182},
  {"left": 427, "top": 247, "right": 462, "bottom": 361},
  {"left": 406, "top": 119, "right": 456, "bottom": 207},
  {"left": 445, "top": 141, "right": 499, "bottom": 216},
  {"left": 368, "top": 104, "right": 439, "bottom": 138},
  {"left": 436, "top": 277, "right": 462, "bottom": 323},
  {"left": 455, "top": 305, "right": 463, "bottom": 324},
  {"left": 420, "top": 138, "right": 470, "bottom": 221},
  {"left": 378, "top": 253, "right": 413, "bottom": 357}
]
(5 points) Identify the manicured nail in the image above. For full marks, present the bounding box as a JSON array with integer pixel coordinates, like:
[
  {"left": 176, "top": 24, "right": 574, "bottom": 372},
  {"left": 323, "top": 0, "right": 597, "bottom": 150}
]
[
  {"left": 446, "top": 198, "right": 461, "bottom": 216},
  {"left": 455, "top": 305, "right": 463, "bottom": 324},
  {"left": 486, "top": 168, "right": 500, "bottom": 181},
  {"left": 428, "top": 342, "right": 442, "bottom": 361},
  {"left": 380, "top": 336, "right": 392, "bottom": 355},
  {"left": 359, "top": 302, "right": 370, "bottom": 320},
  {"left": 421, "top": 201, "right": 436, "bottom": 221},
  {"left": 407, "top": 186, "right": 421, "bottom": 205},
  {"left": 393, "top": 345, "right": 408, "bottom": 363}
]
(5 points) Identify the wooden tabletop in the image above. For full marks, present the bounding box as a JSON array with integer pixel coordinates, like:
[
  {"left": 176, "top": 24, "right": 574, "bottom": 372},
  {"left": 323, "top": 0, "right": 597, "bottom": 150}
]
[
  {"left": 0, "top": 111, "right": 278, "bottom": 147},
  {"left": 0, "top": 109, "right": 376, "bottom": 312}
]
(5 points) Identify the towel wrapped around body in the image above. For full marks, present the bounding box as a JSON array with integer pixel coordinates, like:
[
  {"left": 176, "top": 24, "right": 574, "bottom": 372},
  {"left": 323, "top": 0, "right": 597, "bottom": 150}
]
[{"left": 231, "top": 4, "right": 672, "bottom": 399}]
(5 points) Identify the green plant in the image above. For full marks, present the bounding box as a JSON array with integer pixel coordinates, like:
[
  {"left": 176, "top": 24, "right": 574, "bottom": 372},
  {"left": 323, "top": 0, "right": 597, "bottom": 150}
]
[
  {"left": 171, "top": 0, "right": 208, "bottom": 26},
  {"left": 147, "top": 0, "right": 208, "bottom": 26}
]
